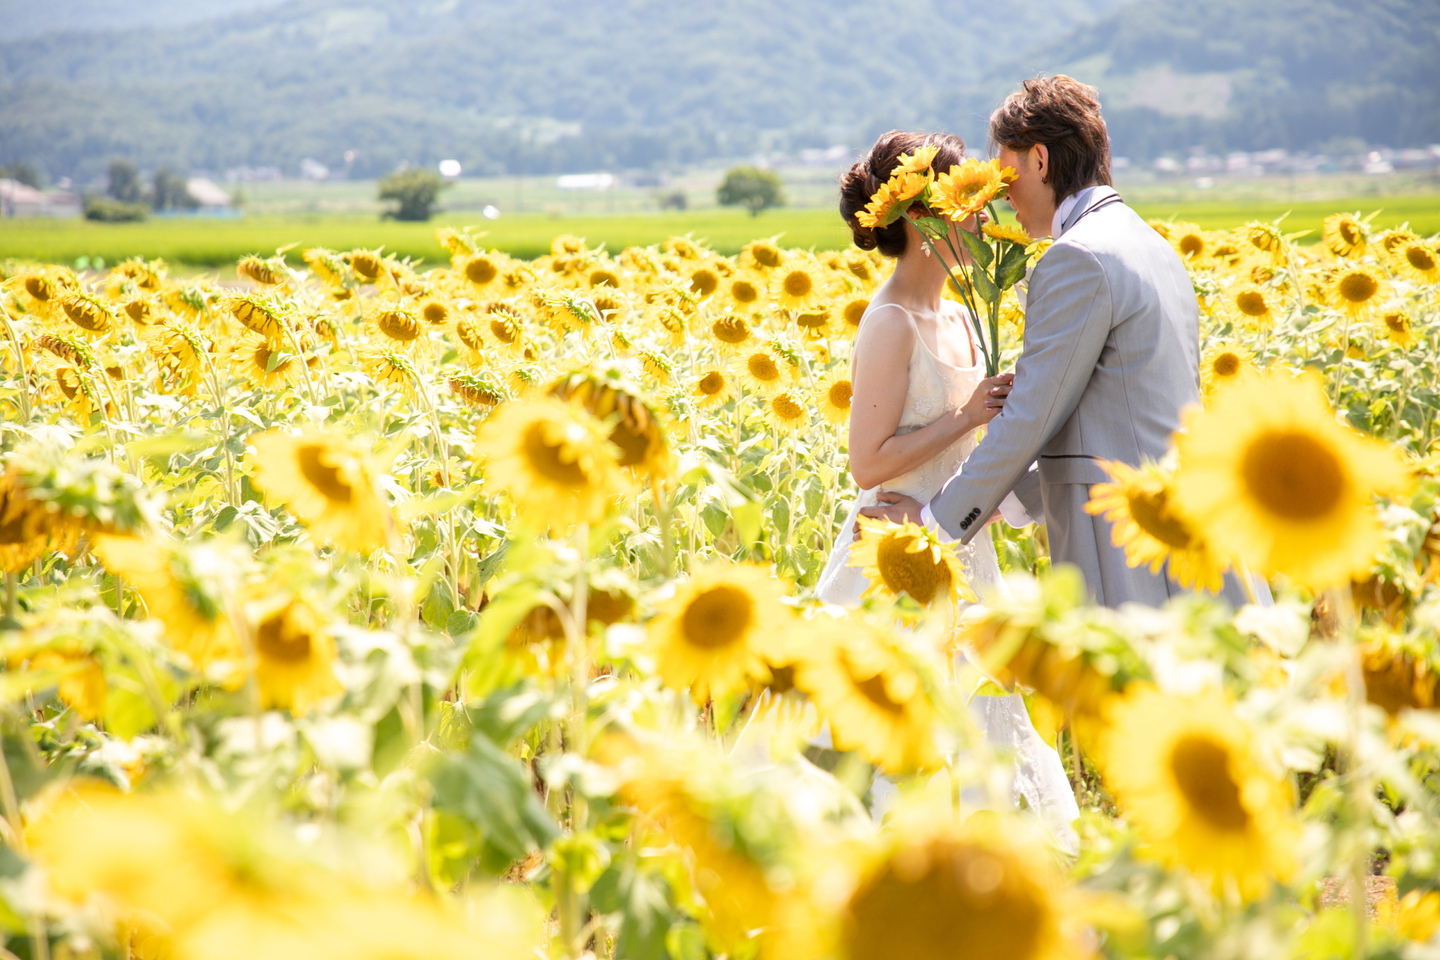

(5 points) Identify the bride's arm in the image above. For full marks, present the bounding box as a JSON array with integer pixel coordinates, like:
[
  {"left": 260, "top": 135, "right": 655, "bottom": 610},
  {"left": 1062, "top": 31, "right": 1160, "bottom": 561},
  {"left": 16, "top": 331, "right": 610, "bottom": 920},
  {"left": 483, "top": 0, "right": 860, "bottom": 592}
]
[{"left": 847, "top": 305, "right": 1011, "bottom": 490}]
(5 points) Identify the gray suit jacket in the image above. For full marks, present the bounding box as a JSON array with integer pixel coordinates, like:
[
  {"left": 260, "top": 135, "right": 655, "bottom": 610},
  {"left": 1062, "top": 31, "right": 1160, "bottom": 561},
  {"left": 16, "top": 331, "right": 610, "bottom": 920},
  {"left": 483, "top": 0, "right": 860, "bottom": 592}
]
[{"left": 931, "top": 186, "right": 1251, "bottom": 608}]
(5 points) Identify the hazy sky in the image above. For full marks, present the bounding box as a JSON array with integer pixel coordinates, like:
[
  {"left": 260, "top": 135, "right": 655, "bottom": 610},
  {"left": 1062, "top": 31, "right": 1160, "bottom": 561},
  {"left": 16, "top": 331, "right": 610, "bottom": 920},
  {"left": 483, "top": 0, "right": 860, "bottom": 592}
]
[{"left": 0, "top": 0, "right": 288, "bottom": 39}]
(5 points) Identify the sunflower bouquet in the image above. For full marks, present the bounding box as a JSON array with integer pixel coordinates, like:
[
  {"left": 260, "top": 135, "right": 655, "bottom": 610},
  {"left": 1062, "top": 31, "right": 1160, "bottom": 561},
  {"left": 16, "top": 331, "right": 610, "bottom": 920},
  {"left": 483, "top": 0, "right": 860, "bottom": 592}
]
[{"left": 856, "top": 147, "right": 1029, "bottom": 377}]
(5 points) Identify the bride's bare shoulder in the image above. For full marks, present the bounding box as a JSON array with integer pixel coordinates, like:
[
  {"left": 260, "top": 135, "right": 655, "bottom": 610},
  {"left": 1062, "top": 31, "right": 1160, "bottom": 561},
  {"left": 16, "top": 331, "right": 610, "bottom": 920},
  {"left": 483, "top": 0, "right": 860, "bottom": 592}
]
[{"left": 855, "top": 299, "right": 915, "bottom": 338}]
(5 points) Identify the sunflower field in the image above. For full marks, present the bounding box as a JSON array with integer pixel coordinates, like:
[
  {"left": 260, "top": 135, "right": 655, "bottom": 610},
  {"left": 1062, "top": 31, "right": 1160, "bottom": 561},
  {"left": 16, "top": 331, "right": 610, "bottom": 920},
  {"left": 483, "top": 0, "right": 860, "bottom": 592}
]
[{"left": 0, "top": 209, "right": 1439, "bottom": 960}]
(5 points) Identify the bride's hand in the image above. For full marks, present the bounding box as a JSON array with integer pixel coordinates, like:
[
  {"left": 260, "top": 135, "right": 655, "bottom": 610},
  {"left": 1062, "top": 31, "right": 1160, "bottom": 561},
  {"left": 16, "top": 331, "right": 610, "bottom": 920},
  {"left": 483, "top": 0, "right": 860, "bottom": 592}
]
[{"left": 960, "top": 372, "right": 1014, "bottom": 428}]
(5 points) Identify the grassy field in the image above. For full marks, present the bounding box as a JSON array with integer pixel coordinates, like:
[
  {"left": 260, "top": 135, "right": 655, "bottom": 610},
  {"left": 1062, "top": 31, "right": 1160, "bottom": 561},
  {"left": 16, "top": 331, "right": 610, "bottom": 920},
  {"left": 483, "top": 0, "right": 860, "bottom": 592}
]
[{"left": 2, "top": 189, "right": 1437, "bottom": 270}]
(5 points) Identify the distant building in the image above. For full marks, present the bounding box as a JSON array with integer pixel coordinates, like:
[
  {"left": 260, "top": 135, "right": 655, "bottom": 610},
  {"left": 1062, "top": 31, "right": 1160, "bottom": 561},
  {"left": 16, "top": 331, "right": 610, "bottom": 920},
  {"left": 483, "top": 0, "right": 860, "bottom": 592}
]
[
  {"left": 0, "top": 179, "right": 80, "bottom": 217},
  {"left": 186, "top": 178, "right": 232, "bottom": 210}
]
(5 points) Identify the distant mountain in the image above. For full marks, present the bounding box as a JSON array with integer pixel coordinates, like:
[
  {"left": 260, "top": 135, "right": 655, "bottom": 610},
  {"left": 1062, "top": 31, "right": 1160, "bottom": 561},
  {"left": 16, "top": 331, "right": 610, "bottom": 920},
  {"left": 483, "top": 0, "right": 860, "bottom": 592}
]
[
  {"left": 0, "top": 0, "right": 1123, "bottom": 182},
  {"left": 0, "top": 0, "right": 1434, "bottom": 184}
]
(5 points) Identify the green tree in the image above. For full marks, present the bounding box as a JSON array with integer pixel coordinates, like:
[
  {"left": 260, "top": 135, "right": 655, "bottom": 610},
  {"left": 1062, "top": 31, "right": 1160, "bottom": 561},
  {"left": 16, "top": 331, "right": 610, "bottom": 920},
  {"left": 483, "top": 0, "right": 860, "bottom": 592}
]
[
  {"left": 151, "top": 168, "right": 198, "bottom": 211},
  {"left": 378, "top": 168, "right": 450, "bottom": 221},
  {"left": 716, "top": 166, "right": 785, "bottom": 216},
  {"left": 0, "top": 163, "right": 41, "bottom": 188},
  {"left": 107, "top": 158, "right": 142, "bottom": 204}
]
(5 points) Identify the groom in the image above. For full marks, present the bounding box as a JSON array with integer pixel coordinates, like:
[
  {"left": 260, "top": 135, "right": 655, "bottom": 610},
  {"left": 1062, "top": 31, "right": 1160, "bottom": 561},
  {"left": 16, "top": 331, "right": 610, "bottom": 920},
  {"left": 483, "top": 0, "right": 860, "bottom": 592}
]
[{"left": 861, "top": 75, "right": 1251, "bottom": 609}]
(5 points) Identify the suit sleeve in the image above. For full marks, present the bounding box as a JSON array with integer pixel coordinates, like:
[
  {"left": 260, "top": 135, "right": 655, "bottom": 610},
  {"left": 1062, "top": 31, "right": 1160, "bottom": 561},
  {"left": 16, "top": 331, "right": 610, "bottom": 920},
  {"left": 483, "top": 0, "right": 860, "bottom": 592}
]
[{"left": 930, "top": 242, "right": 1113, "bottom": 542}]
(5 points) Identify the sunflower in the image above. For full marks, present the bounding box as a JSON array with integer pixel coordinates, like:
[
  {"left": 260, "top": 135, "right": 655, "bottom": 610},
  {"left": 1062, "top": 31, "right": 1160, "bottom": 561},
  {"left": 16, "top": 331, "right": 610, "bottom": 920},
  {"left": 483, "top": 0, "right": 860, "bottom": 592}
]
[
  {"left": 588, "top": 267, "right": 621, "bottom": 290},
  {"left": 840, "top": 297, "right": 870, "bottom": 335},
  {"left": 550, "top": 371, "right": 671, "bottom": 478},
  {"left": 231, "top": 335, "right": 302, "bottom": 390},
  {"left": 1328, "top": 264, "right": 1388, "bottom": 318},
  {"left": 983, "top": 222, "right": 1032, "bottom": 246},
  {"left": 1219, "top": 283, "right": 1282, "bottom": 330},
  {"left": 763, "top": 390, "right": 810, "bottom": 433},
  {"left": 725, "top": 276, "right": 764, "bottom": 312},
  {"left": 1359, "top": 637, "right": 1440, "bottom": 714},
  {"left": 460, "top": 254, "right": 500, "bottom": 287},
  {"left": 648, "top": 562, "right": 790, "bottom": 702},
  {"left": 794, "top": 308, "right": 832, "bottom": 339},
  {"left": 793, "top": 618, "right": 939, "bottom": 773},
  {"left": 928, "top": 159, "right": 1017, "bottom": 222},
  {"left": 474, "top": 397, "right": 630, "bottom": 529},
  {"left": 637, "top": 348, "right": 676, "bottom": 386},
  {"left": 893, "top": 143, "right": 940, "bottom": 176},
  {"left": 358, "top": 345, "right": 419, "bottom": 398},
  {"left": 1093, "top": 684, "right": 1297, "bottom": 899},
  {"left": 842, "top": 815, "right": 1086, "bottom": 960},
  {"left": 1172, "top": 370, "right": 1410, "bottom": 587},
  {"left": 1169, "top": 223, "right": 1209, "bottom": 261},
  {"left": 91, "top": 534, "right": 242, "bottom": 671},
  {"left": 1085, "top": 460, "right": 1230, "bottom": 594},
  {"left": 0, "top": 470, "right": 82, "bottom": 575},
  {"left": 692, "top": 368, "right": 732, "bottom": 409},
  {"left": 248, "top": 429, "right": 396, "bottom": 554},
  {"left": 689, "top": 264, "right": 721, "bottom": 299},
  {"left": 1235, "top": 221, "right": 1287, "bottom": 264},
  {"left": 25, "top": 650, "right": 108, "bottom": 722},
  {"left": 848, "top": 517, "right": 976, "bottom": 610},
  {"left": 741, "top": 237, "right": 785, "bottom": 272},
  {"left": 856, "top": 170, "right": 930, "bottom": 229},
  {"left": 775, "top": 262, "right": 820, "bottom": 310},
  {"left": 709, "top": 314, "right": 753, "bottom": 352},
  {"left": 60, "top": 293, "right": 117, "bottom": 337},
  {"left": 1199, "top": 339, "right": 1257, "bottom": 397},
  {"left": 448, "top": 371, "right": 508, "bottom": 409},
  {"left": 1377, "top": 305, "right": 1415, "bottom": 347},
  {"left": 740, "top": 349, "right": 791, "bottom": 396},
  {"left": 250, "top": 595, "right": 343, "bottom": 715},
  {"left": 1391, "top": 239, "right": 1440, "bottom": 284},
  {"left": 816, "top": 373, "right": 853, "bottom": 425},
  {"left": 1321, "top": 212, "right": 1367, "bottom": 258}
]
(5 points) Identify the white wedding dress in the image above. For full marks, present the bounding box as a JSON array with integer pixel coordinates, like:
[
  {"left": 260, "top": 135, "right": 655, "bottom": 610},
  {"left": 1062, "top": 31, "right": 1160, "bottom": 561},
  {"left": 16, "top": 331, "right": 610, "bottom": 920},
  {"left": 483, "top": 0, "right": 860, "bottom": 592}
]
[{"left": 814, "top": 302, "right": 1079, "bottom": 847}]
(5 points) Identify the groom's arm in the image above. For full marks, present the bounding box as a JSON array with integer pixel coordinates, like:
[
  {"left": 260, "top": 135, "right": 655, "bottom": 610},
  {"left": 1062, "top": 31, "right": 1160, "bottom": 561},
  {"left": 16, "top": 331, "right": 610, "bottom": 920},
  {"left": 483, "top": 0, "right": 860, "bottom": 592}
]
[{"left": 930, "top": 242, "right": 1113, "bottom": 542}]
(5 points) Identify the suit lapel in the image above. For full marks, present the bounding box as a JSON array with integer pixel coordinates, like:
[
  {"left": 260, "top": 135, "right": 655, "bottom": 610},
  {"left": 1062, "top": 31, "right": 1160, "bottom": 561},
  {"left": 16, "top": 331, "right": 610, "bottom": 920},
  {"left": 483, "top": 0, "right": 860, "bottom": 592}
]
[{"left": 1061, "top": 185, "right": 1120, "bottom": 232}]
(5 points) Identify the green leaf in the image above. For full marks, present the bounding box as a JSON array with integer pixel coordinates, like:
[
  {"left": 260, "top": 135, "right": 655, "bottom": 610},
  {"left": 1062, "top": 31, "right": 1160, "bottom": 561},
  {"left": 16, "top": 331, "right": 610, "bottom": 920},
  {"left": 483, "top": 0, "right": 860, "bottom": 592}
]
[
  {"left": 731, "top": 499, "right": 764, "bottom": 550},
  {"left": 913, "top": 216, "right": 951, "bottom": 240},
  {"left": 592, "top": 862, "right": 678, "bottom": 960},
  {"left": 466, "top": 681, "right": 561, "bottom": 746},
  {"left": 427, "top": 733, "right": 559, "bottom": 875},
  {"left": 957, "top": 227, "right": 993, "bottom": 267},
  {"left": 971, "top": 265, "right": 1000, "bottom": 304},
  {"left": 701, "top": 499, "right": 729, "bottom": 538},
  {"left": 996, "top": 242, "right": 1030, "bottom": 289}
]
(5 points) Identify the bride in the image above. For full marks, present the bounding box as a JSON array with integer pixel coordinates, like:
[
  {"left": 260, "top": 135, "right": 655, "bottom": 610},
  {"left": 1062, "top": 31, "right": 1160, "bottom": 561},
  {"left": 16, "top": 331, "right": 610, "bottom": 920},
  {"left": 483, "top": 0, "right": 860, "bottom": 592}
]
[{"left": 817, "top": 130, "right": 1078, "bottom": 842}]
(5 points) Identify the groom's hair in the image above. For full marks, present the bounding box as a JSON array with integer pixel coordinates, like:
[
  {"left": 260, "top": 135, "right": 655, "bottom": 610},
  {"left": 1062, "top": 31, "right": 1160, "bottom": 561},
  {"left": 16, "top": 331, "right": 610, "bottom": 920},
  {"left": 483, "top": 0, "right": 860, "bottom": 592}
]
[
  {"left": 989, "top": 75, "right": 1111, "bottom": 203},
  {"left": 840, "top": 130, "right": 967, "bottom": 258}
]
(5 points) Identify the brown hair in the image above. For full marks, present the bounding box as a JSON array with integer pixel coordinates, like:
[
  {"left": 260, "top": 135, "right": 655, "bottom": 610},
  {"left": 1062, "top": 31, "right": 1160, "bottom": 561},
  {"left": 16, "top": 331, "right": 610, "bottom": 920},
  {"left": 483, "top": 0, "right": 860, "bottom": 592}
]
[
  {"left": 839, "top": 130, "right": 966, "bottom": 258},
  {"left": 989, "top": 75, "right": 1111, "bottom": 204}
]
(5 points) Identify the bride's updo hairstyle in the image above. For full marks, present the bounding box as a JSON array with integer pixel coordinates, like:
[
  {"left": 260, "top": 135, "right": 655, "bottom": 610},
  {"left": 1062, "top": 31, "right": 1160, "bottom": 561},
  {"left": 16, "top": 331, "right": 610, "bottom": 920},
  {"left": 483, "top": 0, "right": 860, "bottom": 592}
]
[{"left": 839, "top": 131, "right": 966, "bottom": 258}]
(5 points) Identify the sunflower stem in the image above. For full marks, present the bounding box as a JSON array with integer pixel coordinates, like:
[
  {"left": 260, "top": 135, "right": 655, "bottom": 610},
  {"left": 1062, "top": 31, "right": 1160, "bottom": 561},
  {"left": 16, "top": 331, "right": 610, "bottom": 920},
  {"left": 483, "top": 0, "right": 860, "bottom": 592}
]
[{"left": 0, "top": 304, "right": 33, "bottom": 426}]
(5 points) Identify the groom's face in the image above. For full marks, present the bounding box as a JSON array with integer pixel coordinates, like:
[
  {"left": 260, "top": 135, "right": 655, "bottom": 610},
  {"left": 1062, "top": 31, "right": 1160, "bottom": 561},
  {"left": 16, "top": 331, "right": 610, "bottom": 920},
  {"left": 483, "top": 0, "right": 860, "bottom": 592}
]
[{"left": 997, "top": 145, "right": 1056, "bottom": 240}]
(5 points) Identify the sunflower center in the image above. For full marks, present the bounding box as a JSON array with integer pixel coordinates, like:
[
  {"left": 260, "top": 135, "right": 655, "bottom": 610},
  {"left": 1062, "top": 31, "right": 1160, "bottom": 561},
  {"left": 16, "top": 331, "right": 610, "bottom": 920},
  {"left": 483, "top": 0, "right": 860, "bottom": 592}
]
[
  {"left": 1250, "top": 265, "right": 1275, "bottom": 284},
  {"left": 1213, "top": 353, "right": 1241, "bottom": 377},
  {"left": 828, "top": 381, "right": 853, "bottom": 410},
  {"left": 465, "top": 258, "right": 498, "bottom": 285},
  {"left": 771, "top": 393, "right": 804, "bottom": 421},
  {"left": 1127, "top": 488, "right": 1194, "bottom": 549},
  {"left": 845, "top": 839, "right": 1044, "bottom": 960},
  {"left": 351, "top": 254, "right": 383, "bottom": 280},
  {"left": 876, "top": 533, "right": 948, "bottom": 605},
  {"left": 519, "top": 421, "right": 591, "bottom": 486},
  {"left": 1240, "top": 429, "right": 1345, "bottom": 521},
  {"left": 713, "top": 317, "right": 751, "bottom": 343},
  {"left": 1384, "top": 313, "right": 1407, "bottom": 334},
  {"left": 1337, "top": 272, "right": 1378, "bottom": 303},
  {"left": 24, "top": 276, "right": 53, "bottom": 301},
  {"left": 680, "top": 585, "right": 753, "bottom": 649},
  {"left": 698, "top": 372, "right": 726, "bottom": 396},
  {"left": 843, "top": 299, "right": 869, "bottom": 328},
  {"left": 748, "top": 355, "right": 780, "bottom": 382},
  {"left": 730, "top": 280, "right": 759, "bottom": 304},
  {"left": 590, "top": 269, "right": 619, "bottom": 289},
  {"left": 751, "top": 245, "right": 782, "bottom": 269},
  {"left": 796, "top": 311, "right": 829, "bottom": 330},
  {"left": 1338, "top": 221, "right": 1361, "bottom": 247},
  {"left": 1406, "top": 245, "right": 1436, "bottom": 271},
  {"left": 1178, "top": 234, "right": 1205, "bottom": 257},
  {"left": 297, "top": 444, "right": 354, "bottom": 504},
  {"left": 1169, "top": 734, "right": 1249, "bottom": 832},
  {"left": 782, "top": 271, "right": 813, "bottom": 298},
  {"left": 489, "top": 318, "right": 518, "bottom": 344},
  {"left": 690, "top": 270, "right": 719, "bottom": 297},
  {"left": 422, "top": 302, "right": 448, "bottom": 325},
  {"left": 255, "top": 608, "right": 315, "bottom": 664},
  {"left": 1235, "top": 291, "right": 1268, "bottom": 317},
  {"left": 841, "top": 651, "right": 906, "bottom": 715},
  {"left": 376, "top": 310, "right": 420, "bottom": 342}
]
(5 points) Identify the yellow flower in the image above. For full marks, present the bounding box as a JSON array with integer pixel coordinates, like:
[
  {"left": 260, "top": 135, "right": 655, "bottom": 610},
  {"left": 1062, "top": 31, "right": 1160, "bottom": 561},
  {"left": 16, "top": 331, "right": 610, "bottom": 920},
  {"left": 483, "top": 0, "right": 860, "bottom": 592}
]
[
  {"left": 764, "top": 390, "right": 810, "bottom": 433},
  {"left": 1219, "top": 283, "right": 1282, "bottom": 329},
  {"left": 1199, "top": 339, "right": 1258, "bottom": 398},
  {"left": 474, "top": 397, "right": 629, "bottom": 529},
  {"left": 549, "top": 371, "right": 671, "bottom": 479},
  {"left": 840, "top": 296, "right": 870, "bottom": 335},
  {"left": 841, "top": 814, "right": 1088, "bottom": 960},
  {"left": 726, "top": 275, "right": 764, "bottom": 311},
  {"left": 0, "top": 471, "right": 82, "bottom": 575},
  {"left": 230, "top": 335, "right": 303, "bottom": 390},
  {"left": 816, "top": 373, "right": 853, "bottom": 425},
  {"left": 1382, "top": 890, "right": 1440, "bottom": 943},
  {"left": 249, "top": 595, "right": 343, "bottom": 715},
  {"left": 648, "top": 562, "right": 790, "bottom": 702},
  {"left": 1391, "top": 238, "right": 1440, "bottom": 284},
  {"left": 358, "top": 345, "right": 419, "bottom": 398},
  {"left": 774, "top": 262, "right": 820, "bottom": 310},
  {"left": 692, "top": 368, "right": 732, "bottom": 408},
  {"left": 1235, "top": 221, "right": 1287, "bottom": 264},
  {"left": 226, "top": 294, "right": 291, "bottom": 345},
  {"left": 1322, "top": 211, "right": 1367, "bottom": 258},
  {"left": 688, "top": 263, "right": 721, "bottom": 299},
  {"left": 1092, "top": 684, "right": 1297, "bottom": 900},
  {"left": 1169, "top": 222, "right": 1209, "bottom": 261},
  {"left": 849, "top": 517, "right": 976, "bottom": 609},
  {"left": 460, "top": 253, "right": 500, "bottom": 287},
  {"left": 794, "top": 307, "right": 832, "bottom": 340},
  {"left": 1377, "top": 304, "right": 1415, "bottom": 347},
  {"left": 709, "top": 314, "right": 753, "bottom": 352},
  {"left": 739, "top": 349, "right": 791, "bottom": 396},
  {"left": 1359, "top": 638, "right": 1440, "bottom": 714},
  {"left": 1328, "top": 264, "right": 1388, "bottom": 318},
  {"left": 856, "top": 170, "right": 930, "bottom": 229},
  {"left": 928, "top": 159, "right": 1017, "bottom": 222},
  {"left": 1172, "top": 370, "right": 1410, "bottom": 587},
  {"left": 248, "top": 429, "right": 396, "bottom": 554},
  {"left": 893, "top": 143, "right": 940, "bottom": 176},
  {"left": 982, "top": 222, "right": 1032, "bottom": 245},
  {"left": 793, "top": 618, "right": 939, "bottom": 773},
  {"left": 91, "top": 534, "right": 242, "bottom": 671},
  {"left": 741, "top": 237, "right": 785, "bottom": 271},
  {"left": 26, "top": 650, "right": 108, "bottom": 721},
  {"left": 1085, "top": 460, "right": 1230, "bottom": 594}
]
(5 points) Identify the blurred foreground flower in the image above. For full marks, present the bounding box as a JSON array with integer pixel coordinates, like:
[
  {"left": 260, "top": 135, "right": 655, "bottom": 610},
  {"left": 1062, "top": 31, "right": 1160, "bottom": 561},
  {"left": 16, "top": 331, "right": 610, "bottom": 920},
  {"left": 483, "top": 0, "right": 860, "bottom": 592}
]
[{"left": 248, "top": 428, "right": 397, "bottom": 554}]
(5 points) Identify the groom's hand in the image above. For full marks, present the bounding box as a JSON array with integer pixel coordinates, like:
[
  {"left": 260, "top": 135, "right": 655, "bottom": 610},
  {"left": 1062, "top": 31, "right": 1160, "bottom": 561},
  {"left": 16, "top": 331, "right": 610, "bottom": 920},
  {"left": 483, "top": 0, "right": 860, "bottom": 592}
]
[{"left": 854, "top": 492, "right": 925, "bottom": 540}]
